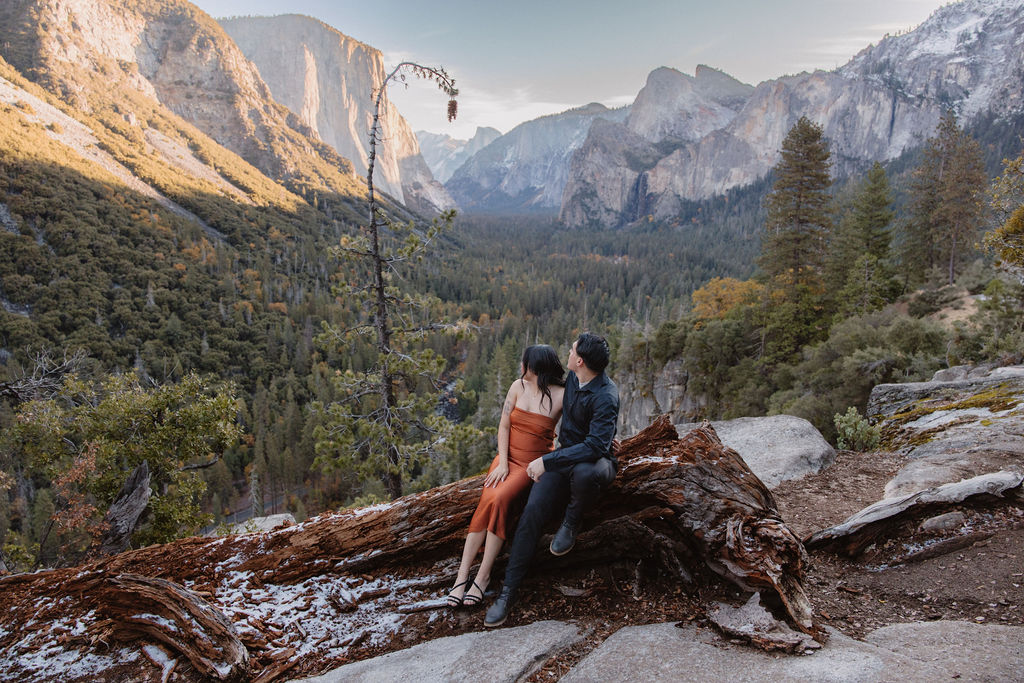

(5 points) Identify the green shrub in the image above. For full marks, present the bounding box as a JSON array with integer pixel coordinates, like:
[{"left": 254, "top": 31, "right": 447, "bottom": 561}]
[
  {"left": 907, "top": 286, "right": 959, "bottom": 317},
  {"left": 833, "top": 406, "right": 881, "bottom": 451}
]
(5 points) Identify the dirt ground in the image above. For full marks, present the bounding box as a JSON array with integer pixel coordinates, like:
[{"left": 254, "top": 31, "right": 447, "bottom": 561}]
[
  {"left": 396, "top": 449, "right": 1024, "bottom": 681},
  {"left": 774, "top": 449, "right": 1024, "bottom": 639}
]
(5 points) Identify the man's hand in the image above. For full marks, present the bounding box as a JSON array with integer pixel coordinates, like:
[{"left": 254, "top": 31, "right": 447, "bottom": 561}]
[
  {"left": 526, "top": 457, "right": 546, "bottom": 482},
  {"left": 611, "top": 439, "right": 622, "bottom": 457}
]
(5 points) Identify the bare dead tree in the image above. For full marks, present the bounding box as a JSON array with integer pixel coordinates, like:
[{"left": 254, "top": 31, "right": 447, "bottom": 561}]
[
  {"left": 316, "top": 63, "right": 462, "bottom": 500},
  {"left": 0, "top": 348, "right": 88, "bottom": 404}
]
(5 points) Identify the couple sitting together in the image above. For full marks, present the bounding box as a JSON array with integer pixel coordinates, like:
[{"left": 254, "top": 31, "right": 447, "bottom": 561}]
[{"left": 447, "top": 332, "right": 619, "bottom": 627}]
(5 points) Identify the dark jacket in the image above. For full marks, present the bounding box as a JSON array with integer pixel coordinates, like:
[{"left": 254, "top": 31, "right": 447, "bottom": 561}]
[{"left": 542, "top": 370, "right": 619, "bottom": 470}]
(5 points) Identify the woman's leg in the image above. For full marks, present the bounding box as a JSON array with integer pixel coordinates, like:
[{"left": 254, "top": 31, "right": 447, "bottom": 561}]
[
  {"left": 465, "top": 531, "right": 503, "bottom": 603},
  {"left": 449, "top": 529, "right": 486, "bottom": 603}
]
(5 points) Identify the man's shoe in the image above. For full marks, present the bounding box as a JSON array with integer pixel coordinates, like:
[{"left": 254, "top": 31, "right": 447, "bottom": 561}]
[
  {"left": 484, "top": 587, "right": 514, "bottom": 627},
  {"left": 549, "top": 522, "right": 578, "bottom": 556}
]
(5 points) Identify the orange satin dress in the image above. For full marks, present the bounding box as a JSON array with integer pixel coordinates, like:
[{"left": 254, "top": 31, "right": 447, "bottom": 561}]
[{"left": 468, "top": 406, "right": 558, "bottom": 540}]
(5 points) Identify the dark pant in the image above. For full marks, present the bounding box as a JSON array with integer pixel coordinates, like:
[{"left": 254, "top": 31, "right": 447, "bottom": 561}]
[{"left": 501, "top": 457, "right": 616, "bottom": 594}]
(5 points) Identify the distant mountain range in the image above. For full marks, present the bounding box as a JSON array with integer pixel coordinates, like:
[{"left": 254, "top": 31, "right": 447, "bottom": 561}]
[
  {"left": 417, "top": 0, "right": 1024, "bottom": 226},
  {"left": 416, "top": 127, "right": 501, "bottom": 184},
  {"left": 445, "top": 102, "right": 629, "bottom": 213},
  {"left": 1, "top": 0, "right": 1021, "bottom": 230}
]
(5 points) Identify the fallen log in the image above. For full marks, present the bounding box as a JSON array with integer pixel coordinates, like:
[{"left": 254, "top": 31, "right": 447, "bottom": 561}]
[
  {"left": 805, "top": 471, "right": 1024, "bottom": 556},
  {"left": 0, "top": 569, "right": 248, "bottom": 681},
  {"left": 241, "top": 417, "right": 812, "bottom": 633},
  {"left": 0, "top": 417, "right": 815, "bottom": 680}
]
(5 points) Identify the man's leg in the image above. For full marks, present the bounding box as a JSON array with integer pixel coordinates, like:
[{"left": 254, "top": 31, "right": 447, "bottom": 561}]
[
  {"left": 485, "top": 469, "right": 568, "bottom": 627},
  {"left": 550, "top": 458, "right": 615, "bottom": 556}
]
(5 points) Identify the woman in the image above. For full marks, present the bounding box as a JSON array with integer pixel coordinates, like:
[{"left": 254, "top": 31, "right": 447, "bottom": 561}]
[{"left": 447, "top": 344, "right": 565, "bottom": 607}]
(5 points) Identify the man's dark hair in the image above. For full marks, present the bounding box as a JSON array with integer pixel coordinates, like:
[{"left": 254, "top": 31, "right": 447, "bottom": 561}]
[{"left": 575, "top": 332, "right": 610, "bottom": 374}]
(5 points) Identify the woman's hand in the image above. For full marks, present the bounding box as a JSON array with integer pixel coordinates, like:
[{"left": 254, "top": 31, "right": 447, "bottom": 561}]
[{"left": 484, "top": 461, "right": 509, "bottom": 487}]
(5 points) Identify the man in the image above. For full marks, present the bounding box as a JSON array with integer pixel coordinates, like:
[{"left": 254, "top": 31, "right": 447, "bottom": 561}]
[{"left": 485, "top": 332, "right": 619, "bottom": 627}]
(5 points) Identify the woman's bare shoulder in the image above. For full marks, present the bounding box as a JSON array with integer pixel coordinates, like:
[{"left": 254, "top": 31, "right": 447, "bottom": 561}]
[
  {"left": 504, "top": 379, "right": 525, "bottom": 405},
  {"left": 506, "top": 378, "right": 525, "bottom": 395}
]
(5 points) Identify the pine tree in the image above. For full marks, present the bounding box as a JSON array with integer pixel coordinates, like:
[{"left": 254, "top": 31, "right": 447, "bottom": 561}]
[
  {"left": 904, "top": 110, "right": 987, "bottom": 285},
  {"left": 761, "top": 116, "right": 833, "bottom": 284},
  {"left": 314, "top": 62, "right": 469, "bottom": 501},
  {"left": 758, "top": 116, "right": 833, "bottom": 361},
  {"left": 827, "top": 162, "right": 896, "bottom": 315},
  {"left": 849, "top": 162, "right": 894, "bottom": 261},
  {"left": 986, "top": 148, "right": 1024, "bottom": 278}
]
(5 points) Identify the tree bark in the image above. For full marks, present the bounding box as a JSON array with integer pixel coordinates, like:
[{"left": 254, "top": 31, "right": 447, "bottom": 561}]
[
  {"left": 0, "top": 417, "right": 817, "bottom": 680},
  {"left": 804, "top": 471, "right": 1024, "bottom": 556},
  {"left": 97, "top": 460, "right": 151, "bottom": 557}
]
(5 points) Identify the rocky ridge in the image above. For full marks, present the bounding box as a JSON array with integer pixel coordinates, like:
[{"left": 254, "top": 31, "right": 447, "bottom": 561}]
[
  {"left": 417, "top": 126, "right": 502, "bottom": 183},
  {"left": 554, "top": 0, "right": 1024, "bottom": 227},
  {"left": 868, "top": 365, "right": 1024, "bottom": 497},
  {"left": 445, "top": 102, "right": 629, "bottom": 213},
  {"left": 0, "top": 0, "right": 366, "bottom": 202},
  {"left": 219, "top": 14, "right": 454, "bottom": 214}
]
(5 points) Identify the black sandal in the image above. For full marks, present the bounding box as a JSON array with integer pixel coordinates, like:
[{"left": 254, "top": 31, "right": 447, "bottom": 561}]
[
  {"left": 462, "top": 579, "right": 489, "bottom": 607},
  {"left": 446, "top": 579, "right": 470, "bottom": 608}
]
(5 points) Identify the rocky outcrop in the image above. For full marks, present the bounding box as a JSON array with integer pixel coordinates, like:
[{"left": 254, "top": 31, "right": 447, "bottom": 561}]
[
  {"left": 616, "top": 359, "right": 699, "bottom": 436},
  {"left": 417, "top": 126, "right": 501, "bottom": 183},
  {"left": 676, "top": 415, "right": 836, "bottom": 489},
  {"left": 299, "top": 618, "right": 1024, "bottom": 682},
  {"left": 561, "top": 621, "right": 1024, "bottom": 682},
  {"left": 219, "top": 14, "right": 454, "bottom": 214},
  {"left": 616, "top": 357, "right": 834, "bottom": 488},
  {"left": 867, "top": 365, "right": 1024, "bottom": 498},
  {"left": 446, "top": 102, "right": 628, "bottom": 213},
  {"left": 560, "top": 0, "right": 1024, "bottom": 228},
  {"left": 301, "top": 620, "right": 582, "bottom": 683},
  {"left": 803, "top": 364, "right": 1024, "bottom": 556}
]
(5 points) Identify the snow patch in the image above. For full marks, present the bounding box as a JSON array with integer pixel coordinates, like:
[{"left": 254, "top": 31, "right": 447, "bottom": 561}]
[{"left": 141, "top": 644, "right": 176, "bottom": 679}]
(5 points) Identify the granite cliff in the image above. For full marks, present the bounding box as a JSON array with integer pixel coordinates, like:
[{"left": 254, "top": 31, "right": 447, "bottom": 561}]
[
  {"left": 0, "top": 0, "right": 368, "bottom": 202},
  {"left": 219, "top": 14, "right": 454, "bottom": 214},
  {"left": 417, "top": 126, "right": 502, "bottom": 184},
  {"left": 557, "top": 0, "right": 1024, "bottom": 227},
  {"left": 445, "top": 102, "right": 629, "bottom": 213},
  {"left": 561, "top": 65, "right": 754, "bottom": 227}
]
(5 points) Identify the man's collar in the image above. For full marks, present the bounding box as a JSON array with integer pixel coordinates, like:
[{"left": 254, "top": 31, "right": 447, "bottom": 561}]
[{"left": 573, "top": 371, "right": 607, "bottom": 391}]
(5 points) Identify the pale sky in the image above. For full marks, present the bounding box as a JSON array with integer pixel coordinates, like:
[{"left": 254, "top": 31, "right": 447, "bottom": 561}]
[{"left": 192, "top": 0, "right": 949, "bottom": 140}]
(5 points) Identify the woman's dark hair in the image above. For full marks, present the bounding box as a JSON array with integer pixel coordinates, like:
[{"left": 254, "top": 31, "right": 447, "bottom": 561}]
[
  {"left": 521, "top": 344, "right": 565, "bottom": 410},
  {"left": 575, "top": 332, "right": 610, "bottom": 374}
]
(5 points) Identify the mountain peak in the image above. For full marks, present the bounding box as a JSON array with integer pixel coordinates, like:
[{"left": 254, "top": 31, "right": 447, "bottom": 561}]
[
  {"left": 220, "top": 13, "right": 454, "bottom": 213},
  {"left": 569, "top": 102, "right": 613, "bottom": 116},
  {"left": 838, "top": 0, "right": 1024, "bottom": 118}
]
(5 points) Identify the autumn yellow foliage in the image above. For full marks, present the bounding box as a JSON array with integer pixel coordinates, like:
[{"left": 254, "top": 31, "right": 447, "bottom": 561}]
[{"left": 691, "top": 277, "right": 763, "bottom": 320}]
